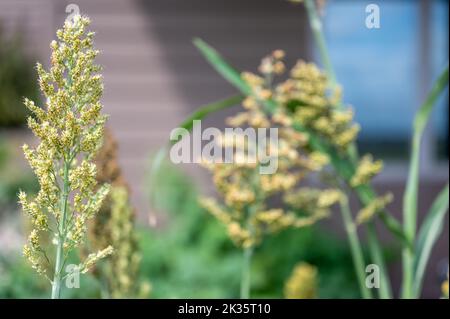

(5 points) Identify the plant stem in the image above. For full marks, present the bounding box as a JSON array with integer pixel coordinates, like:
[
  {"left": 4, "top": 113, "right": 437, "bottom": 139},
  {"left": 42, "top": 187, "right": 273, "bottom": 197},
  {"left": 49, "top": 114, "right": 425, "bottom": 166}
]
[
  {"left": 366, "top": 224, "right": 392, "bottom": 299},
  {"left": 303, "top": 0, "right": 394, "bottom": 298},
  {"left": 339, "top": 197, "right": 373, "bottom": 299},
  {"left": 401, "top": 125, "right": 422, "bottom": 299},
  {"left": 51, "top": 161, "right": 70, "bottom": 299},
  {"left": 353, "top": 183, "right": 393, "bottom": 298},
  {"left": 303, "top": 0, "right": 337, "bottom": 90},
  {"left": 240, "top": 246, "right": 253, "bottom": 299}
]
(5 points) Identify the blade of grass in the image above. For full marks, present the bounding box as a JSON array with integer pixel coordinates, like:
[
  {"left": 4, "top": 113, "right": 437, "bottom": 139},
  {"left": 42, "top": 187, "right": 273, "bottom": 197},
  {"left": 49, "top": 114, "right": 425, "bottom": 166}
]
[
  {"left": 366, "top": 224, "right": 392, "bottom": 298},
  {"left": 303, "top": 0, "right": 337, "bottom": 90},
  {"left": 339, "top": 196, "right": 373, "bottom": 299},
  {"left": 413, "top": 184, "right": 449, "bottom": 297},
  {"left": 401, "top": 65, "right": 449, "bottom": 298},
  {"left": 173, "top": 94, "right": 244, "bottom": 144},
  {"left": 194, "top": 38, "right": 252, "bottom": 96}
]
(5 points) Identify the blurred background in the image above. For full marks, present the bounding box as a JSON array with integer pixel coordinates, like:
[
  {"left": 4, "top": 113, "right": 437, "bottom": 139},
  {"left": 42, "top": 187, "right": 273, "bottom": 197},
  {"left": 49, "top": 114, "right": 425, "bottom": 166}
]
[{"left": 0, "top": 0, "right": 448, "bottom": 298}]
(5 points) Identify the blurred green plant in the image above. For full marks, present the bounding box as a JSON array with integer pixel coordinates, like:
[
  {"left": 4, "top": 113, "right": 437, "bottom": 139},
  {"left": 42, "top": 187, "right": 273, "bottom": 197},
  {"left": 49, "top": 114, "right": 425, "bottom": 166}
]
[
  {"left": 284, "top": 262, "right": 318, "bottom": 299},
  {"left": 146, "top": 160, "right": 362, "bottom": 298},
  {"left": 0, "top": 139, "right": 38, "bottom": 211},
  {"left": 0, "top": 160, "right": 362, "bottom": 299},
  {"left": 167, "top": 0, "right": 448, "bottom": 299},
  {"left": 87, "top": 128, "right": 150, "bottom": 298},
  {"left": 299, "top": 0, "right": 449, "bottom": 299},
  {"left": 18, "top": 15, "right": 113, "bottom": 299},
  {"left": 0, "top": 25, "right": 39, "bottom": 127},
  {"left": 0, "top": 251, "right": 102, "bottom": 299},
  {"left": 402, "top": 67, "right": 449, "bottom": 298}
]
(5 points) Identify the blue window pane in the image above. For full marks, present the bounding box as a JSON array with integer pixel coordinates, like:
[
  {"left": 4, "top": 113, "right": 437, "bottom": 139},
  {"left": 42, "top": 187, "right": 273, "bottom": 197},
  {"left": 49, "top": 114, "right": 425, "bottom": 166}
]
[
  {"left": 431, "top": 0, "right": 449, "bottom": 153},
  {"left": 322, "top": 0, "right": 448, "bottom": 157}
]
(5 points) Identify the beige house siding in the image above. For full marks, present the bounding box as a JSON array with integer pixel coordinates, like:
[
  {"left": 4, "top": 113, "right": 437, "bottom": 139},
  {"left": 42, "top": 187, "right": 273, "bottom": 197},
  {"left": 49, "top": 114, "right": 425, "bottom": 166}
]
[{"left": 1, "top": 0, "right": 311, "bottom": 213}]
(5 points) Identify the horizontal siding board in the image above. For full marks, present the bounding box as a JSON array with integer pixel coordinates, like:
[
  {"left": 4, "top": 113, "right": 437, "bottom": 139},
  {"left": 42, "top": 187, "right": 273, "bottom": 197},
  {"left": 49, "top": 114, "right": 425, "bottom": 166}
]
[{"left": 1, "top": 0, "right": 310, "bottom": 214}]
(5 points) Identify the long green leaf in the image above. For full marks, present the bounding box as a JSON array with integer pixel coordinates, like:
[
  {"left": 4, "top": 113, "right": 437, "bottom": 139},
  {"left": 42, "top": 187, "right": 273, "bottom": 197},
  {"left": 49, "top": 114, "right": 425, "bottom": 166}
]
[
  {"left": 173, "top": 95, "right": 244, "bottom": 144},
  {"left": 404, "top": 66, "right": 449, "bottom": 239},
  {"left": 194, "top": 38, "right": 252, "bottom": 95},
  {"left": 413, "top": 184, "right": 449, "bottom": 297},
  {"left": 401, "top": 65, "right": 449, "bottom": 298}
]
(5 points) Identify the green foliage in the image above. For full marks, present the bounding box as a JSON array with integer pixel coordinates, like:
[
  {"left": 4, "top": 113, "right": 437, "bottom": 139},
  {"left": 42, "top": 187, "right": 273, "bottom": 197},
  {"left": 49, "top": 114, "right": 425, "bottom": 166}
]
[
  {"left": 0, "top": 160, "right": 361, "bottom": 299},
  {"left": 414, "top": 184, "right": 449, "bottom": 296},
  {"left": 193, "top": 37, "right": 397, "bottom": 298},
  {"left": 0, "top": 27, "right": 39, "bottom": 127},
  {"left": 402, "top": 66, "right": 449, "bottom": 298},
  {"left": 0, "top": 254, "right": 49, "bottom": 298},
  {"left": 143, "top": 161, "right": 361, "bottom": 298},
  {"left": 0, "top": 252, "right": 101, "bottom": 299},
  {"left": 193, "top": 37, "right": 405, "bottom": 246},
  {"left": 0, "top": 139, "right": 38, "bottom": 211}
]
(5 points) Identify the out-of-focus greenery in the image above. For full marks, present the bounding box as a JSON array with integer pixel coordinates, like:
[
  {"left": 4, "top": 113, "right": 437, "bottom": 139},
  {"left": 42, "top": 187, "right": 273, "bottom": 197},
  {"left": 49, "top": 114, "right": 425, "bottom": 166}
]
[
  {"left": 143, "top": 161, "right": 362, "bottom": 298},
  {"left": 0, "top": 251, "right": 103, "bottom": 299},
  {"left": 0, "top": 160, "right": 361, "bottom": 298},
  {"left": 0, "top": 139, "right": 38, "bottom": 213},
  {"left": 0, "top": 26, "right": 39, "bottom": 127}
]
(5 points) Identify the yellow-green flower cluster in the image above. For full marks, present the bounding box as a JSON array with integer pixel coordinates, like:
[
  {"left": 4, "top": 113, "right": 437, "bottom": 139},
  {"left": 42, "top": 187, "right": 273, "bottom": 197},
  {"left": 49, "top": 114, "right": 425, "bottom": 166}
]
[
  {"left": 78, "top": 245, "right": 114, "bottom": 274},
  {"left": 200, "top": 68, "right": 335, "bottom": 247},
  {"left": 284, "top": 262, "right": 318, "bottom": 299},
  {"left": 284, "top": 188, "right": 342, "bottom": 216},
  {"left": 19, "top": 15, "right": 112, "bottom": 279},
  {"left": 356, "top": 193, "right": 393, "bottom": 225},
  {"left": 200, "top": 156, "right": 329, "bottom": 248},
  {"left": 240, "top": 53, "right": 359, "bottom": 151},
  {"left": 350, "top": 155, "right": 383, "bottom": 187},
  {"left": 240, "top": 52, "right": 390, "bottom": 227}
]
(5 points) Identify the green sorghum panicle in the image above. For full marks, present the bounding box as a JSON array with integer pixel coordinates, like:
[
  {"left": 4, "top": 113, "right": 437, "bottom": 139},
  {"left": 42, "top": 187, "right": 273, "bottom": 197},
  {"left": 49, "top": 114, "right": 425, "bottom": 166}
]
[
  {"left": 199, "top": 52, "right": 342, "bottom": 249},
  {"left": 107, "top": 186, "right": 147, "bottom": 298},
  {"left": 19, "top": 15, "right": 112, "bottom": 282},
  {"left": 88, "top": 130, "right": 149, "bottom": 298},
  {"left": 241, "top": 51, "right": 392, "bottom": 226}
]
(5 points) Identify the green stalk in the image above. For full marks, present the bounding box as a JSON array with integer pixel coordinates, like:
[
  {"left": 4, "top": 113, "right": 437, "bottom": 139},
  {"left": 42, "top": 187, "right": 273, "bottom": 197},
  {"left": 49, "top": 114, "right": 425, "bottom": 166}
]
[
  {"left": 413, "top": 183, "right": 449, "bottom": 297},
  {"left": 240, "top": 172, "right": 263, "bottom": 299},
  {"left": 353, "top": 183, "right": 393, "bottom": 298},
  {"left": 303, "top": 0, "right": 337, "bottom": 90},
  {"left": 302, "top": 0, "right": 394, "bottom": 298},
  {"left": 339, "top": 197, "right": 373, "bottom": 299},
  {"left": 366, "top": 224, "right": 392, "bottom": 298},
  {"left": 51, "top": 161, "right": 70, "bottom": 299},
  {"left": 240, "top": 246, "right": 253, "bottom": 299},
  {"left": 401, "top": 66, "right": 449, "bottom": 299}
]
